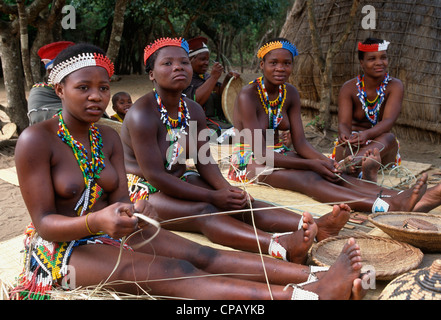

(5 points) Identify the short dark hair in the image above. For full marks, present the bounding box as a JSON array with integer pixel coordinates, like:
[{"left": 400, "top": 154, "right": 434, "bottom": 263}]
[
  {"left": 112, "top": 91, "right": 131, "bottom": 106},
  {"left": 145, "top": 50, "right": 161, "bottom": 74},
  {"left": 358, "top": 38, "right": 384, "bottom": 60}
]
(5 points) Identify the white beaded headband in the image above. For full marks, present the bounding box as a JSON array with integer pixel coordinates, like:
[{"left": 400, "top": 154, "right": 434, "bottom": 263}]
[{"left": 48, "top": 52, "right": 114, "bottom": 84}]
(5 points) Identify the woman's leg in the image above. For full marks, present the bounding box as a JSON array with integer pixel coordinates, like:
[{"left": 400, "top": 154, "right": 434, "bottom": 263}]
[
  {"left": 148, "top": 192, "right": 316, "bottom": 264},
  {"left": 254, "top": 165, "right": 427, "bottom": 213},
  {"left": 69, "top": 235, "right": 367, "bottom": 300},
  {"left": 335, "top": 133, "right": 398, "bottom": 178}
]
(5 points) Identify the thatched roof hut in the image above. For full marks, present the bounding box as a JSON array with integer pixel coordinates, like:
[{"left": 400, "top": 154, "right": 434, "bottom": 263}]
[{"left": 281, "top": 0, "right": 441, "bottom": 142}]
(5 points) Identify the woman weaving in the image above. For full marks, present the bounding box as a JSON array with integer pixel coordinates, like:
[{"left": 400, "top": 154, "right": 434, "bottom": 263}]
[
  {"left": 333, "top": 38, "right": 403, "bottom": 181},
  {"left": 121, "top": 37, "right": 356, "bottom": 265},
  {"left": 12, "top": 43, "right": 367, "bottom": 300},
  {"left": 231, "top": 38, "right": 429, "bottom": 214}
]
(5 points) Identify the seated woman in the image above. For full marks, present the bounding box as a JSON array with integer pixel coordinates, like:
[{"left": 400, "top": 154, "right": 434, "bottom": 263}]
[
  {"left": 231, "top": 38, "right": 430, "bottom": 214},
  {"left": 12, "top": 42, "right": 367, "bottom": 301},
  {"left": 121, "top": 37, "right": 353, "bottom": 265},
  {"left": 333, "top": 38, "right": 402, "bottom": 181},
  {"left": 183, "top": 36, "right": 236, "bottom": 136}
]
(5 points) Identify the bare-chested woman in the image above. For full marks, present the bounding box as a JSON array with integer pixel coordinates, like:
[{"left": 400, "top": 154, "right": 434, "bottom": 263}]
[
  {"left": 333, "top": 38, "right": 403, "bottom": 183},
  {"left": 231, "top": 38, "right": 428, "bottom": 214},
  {"left": 121, "top": 37, "right": 355, "bottom": 265},
  {"left": 12, "top": 42, "right": 368, "bottom": 300}
]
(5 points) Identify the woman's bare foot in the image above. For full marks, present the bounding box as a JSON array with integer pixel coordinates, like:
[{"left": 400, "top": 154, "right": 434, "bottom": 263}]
[
  {"left": 361, "top": 148, "right": 381, "bottom": 182},
  {"left": 337, "top": 155, "right": 358, "bottom": 175},
  {"left": 413, "top": 183, "right": 441, "bottom": 212},
  {"left": 315, "top": 204, "right": 351, "bottom": 242},
  {"left": 384, "top": 173, "right": 428, "bottom": 212},
  {"left": 301, "top": 237, "right": 364, "bottom": 300},
  {"left": 278, "top": 211, "right": 317, "bottom": 264}
]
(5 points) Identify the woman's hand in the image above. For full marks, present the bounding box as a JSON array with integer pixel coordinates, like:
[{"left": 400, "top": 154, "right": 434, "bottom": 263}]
[
  {"left": 133, "top": 199, "right": 159, "bottom": 229},
  {"left": 90, "top": 202, "right": 140, "bottom": 239},
  {"left": 211, "top": 187, "right": 253, "bottom": 211},
  {"left": 308, "top": 159, "right": 341, "bottom": 183},
  {"left": 347, "top": 131, "right": 369, "bottom": 146}
]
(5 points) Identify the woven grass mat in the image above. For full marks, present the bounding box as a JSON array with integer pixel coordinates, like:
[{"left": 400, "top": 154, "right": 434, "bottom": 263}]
[{"left": 0, "top": 143, "right": 438, "bottom": 298}]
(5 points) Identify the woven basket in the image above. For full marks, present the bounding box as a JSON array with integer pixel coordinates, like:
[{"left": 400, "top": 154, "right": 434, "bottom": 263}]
[
  {"left": 379, "top": 259, "right": 441, "bottom": 300},
  {"left": 368, "top": 212, "right": 441, "bottom": 252},
  {"left": 221, "top": 77, "right": 243, "bottom": 124},
  {"left": 311, "top": 234, "right": 423, "bottom": 281},
  {"left": 97, "top": 118, "right": 122, "bottom": 134}
]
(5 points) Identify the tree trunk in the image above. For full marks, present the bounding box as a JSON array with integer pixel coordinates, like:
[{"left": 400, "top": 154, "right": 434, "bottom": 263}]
[
  {"left": 16, "top": 0, "right": 34, "bottom": 89},
  {"left": 30, "top": 0, "right": 66, "bottom": 83},
  {"left": 0, "top": 32, "right": 29, "bottom": 133},
  {"left": 106, "top": 0, "right": 129, "bottom": 68}
]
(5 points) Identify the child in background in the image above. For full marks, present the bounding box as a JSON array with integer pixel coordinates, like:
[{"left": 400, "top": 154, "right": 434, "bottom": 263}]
[{"left": 111, "top": 91, "right": 132, "bottom": 122}]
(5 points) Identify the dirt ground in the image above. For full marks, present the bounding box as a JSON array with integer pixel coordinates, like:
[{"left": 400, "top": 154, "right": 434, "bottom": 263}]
[{"left": 0, "top": 73, "right": 440, "bottom": 242}]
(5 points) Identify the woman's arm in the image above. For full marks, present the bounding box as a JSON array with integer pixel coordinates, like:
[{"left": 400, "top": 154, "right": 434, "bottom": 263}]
[
  {"left": 337, "top": 80, "right": 356, "bottom": 143},
  {"left": 15, "top": 125, "right": 139, "bottom": 242},
  {"left": 349, "top": 78, "right": 403, "bottom": 145},
  {"left": 237, "top": 85, "right": 339, "bottom": 181}
]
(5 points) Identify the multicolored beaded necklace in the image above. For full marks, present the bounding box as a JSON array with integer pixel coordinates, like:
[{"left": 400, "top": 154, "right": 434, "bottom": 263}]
[
  {"left": 154, "top": 88, "right": 190, "bottom": 170},
  {"left": 253, "top": 76, "right": 286, "bottom": 129},
  {"left": 57, "top": 111, "right": 105, "bottom": 216},
  {"left": 356, "top": 73, "right": 390, "bottom": 126}
]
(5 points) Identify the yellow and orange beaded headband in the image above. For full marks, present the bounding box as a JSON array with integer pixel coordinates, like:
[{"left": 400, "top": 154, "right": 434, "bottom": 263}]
[
  {"left": 257, "top": 40, "right": 298, "bottom": 59},
  {"left": 144, "top": 37, "right": 189, "bottom": 65},
  {"left": 48, "top": 52, "right": 114, "bottom": 84}
]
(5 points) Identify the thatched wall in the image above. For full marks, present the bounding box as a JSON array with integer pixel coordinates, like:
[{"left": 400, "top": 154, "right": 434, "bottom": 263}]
[{"left": 281, "top": 0, "right": 441, "bottom": 142}]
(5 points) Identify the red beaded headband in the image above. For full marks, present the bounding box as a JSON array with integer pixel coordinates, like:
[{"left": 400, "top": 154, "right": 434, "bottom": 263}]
[
  {"left": 144, "top": 37, "right": 189, "bottom": 65},
  {"left": 358, "top": 40, "right": 390, "bottom": 52},
  {"left": 48, "top": 52, "right": 114, "bottom": 84}
]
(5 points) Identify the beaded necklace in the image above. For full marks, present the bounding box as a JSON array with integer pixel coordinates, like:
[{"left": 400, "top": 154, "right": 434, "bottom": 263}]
[
  {"left": 253, "top": 76, "right": 286, "bottom": 129},
  {"left": 57, "top": 111, "right": 105, "bottom": 216},
  {"left": 356, "top": 73, "right": 390, "bottom": 126},
  {"left": 154, "top": 88, "right": 190, "bottom": 170}
]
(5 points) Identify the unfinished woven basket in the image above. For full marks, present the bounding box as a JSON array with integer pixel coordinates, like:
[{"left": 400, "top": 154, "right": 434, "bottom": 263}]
[
  {"left": 368, "top": 212, "right": 441, "bottom": 252},
  {"left": 379, "top": 259, "right": 441, "bottom": 300},
  {"left": 311, "top": 234, "right": 423, "bottom": 281},
  {"left": 97, "top": 117, "right": 122, "bottom": 134},
  {"left": 221, "top": 77, "right": 243, "bottom": 124}
]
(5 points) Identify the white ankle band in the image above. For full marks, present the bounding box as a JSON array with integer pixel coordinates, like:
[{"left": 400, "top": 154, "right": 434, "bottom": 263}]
[
  {"left": 284, "top": 283, "right": 319, "bottom": 300},
  {"left": 268, "top": 232, "right": 292, "bottom": 261},
  {"left": 372, "top": 197, "right": 390, "bottom": 213}
]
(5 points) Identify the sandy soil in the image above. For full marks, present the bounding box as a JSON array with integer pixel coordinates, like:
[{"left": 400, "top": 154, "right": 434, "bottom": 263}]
[{"left": 0, "top": 74, "right": 440, "bottom": 243}]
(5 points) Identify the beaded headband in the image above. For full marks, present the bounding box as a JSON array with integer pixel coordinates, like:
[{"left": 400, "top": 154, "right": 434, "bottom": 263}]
[
  {"left": 48, "top": 52, "right": 114, "bottom": 84},
  {"left": 144, "top": 37, "right": 189, "bottom": 65},
  {"left": 257, "top": 40, "right": 298, "bottom": 59},
  {"left": 189, "top": 43, "right": 209, "bottom": 58},
  {"left": 358, "top": 40, "right": 390, "bottom": 52}
]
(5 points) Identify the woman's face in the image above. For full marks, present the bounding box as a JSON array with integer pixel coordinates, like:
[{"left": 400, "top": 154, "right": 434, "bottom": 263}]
[
  {"left": 360, "top": 51, "right": 388, "bottom": 78},
  {"left": 260, "top": 48, "right": 293, "bottom": 86},
  {"left": 190, "top": 51, "right": 210, "bottom": 75},
  {"left": 56, "top": 66, "right": 110, "bottom": 123},
  {"left": 149, "top": 46, "right": 193, "bottom": 91}
]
